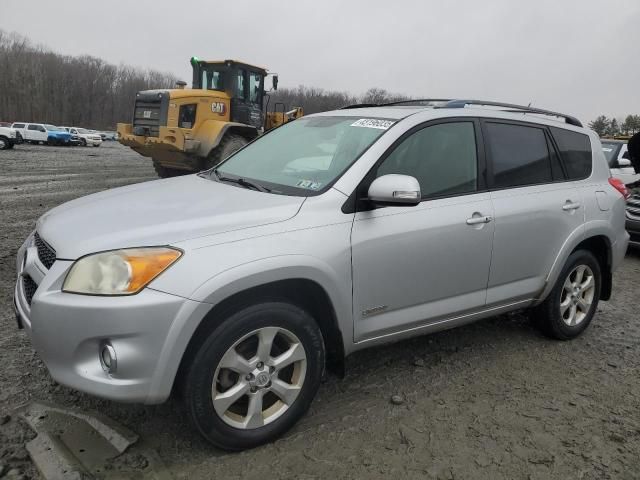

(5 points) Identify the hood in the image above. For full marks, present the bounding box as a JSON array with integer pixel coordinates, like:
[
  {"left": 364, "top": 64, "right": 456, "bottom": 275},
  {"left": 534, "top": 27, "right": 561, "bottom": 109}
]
[{"left": 37, "top": 175, "right": 304, "bottom": 259}]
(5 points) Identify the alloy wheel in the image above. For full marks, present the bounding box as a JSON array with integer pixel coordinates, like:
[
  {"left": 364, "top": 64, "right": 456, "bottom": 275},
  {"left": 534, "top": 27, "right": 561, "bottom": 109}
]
[
  {"left": 559, "top": 264, "right": 595, "bottom": 326},
  {"left": 211, "top": 326, "right": 307, "bottom": 429}
]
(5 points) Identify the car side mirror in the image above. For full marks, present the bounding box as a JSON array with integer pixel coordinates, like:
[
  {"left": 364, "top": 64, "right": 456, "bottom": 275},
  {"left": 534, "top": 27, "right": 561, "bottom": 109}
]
[
  {"left": 616, "top": 158, "right": 632, "bottom": 167},
  {"left": 367, "top": 174, "right": 421, "bottom": 206},
  {"left": 272, "top": 75, "right": 278, "bottom": 91}
]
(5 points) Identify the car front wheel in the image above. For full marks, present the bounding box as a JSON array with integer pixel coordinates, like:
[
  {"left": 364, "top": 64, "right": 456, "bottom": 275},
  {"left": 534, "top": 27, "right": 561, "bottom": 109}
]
[
  {"left": 533, "top": 249, "right": 601, "bottom": 340},
  {"left": 184, "top": 302, "right": 325, "bottom": 450}
]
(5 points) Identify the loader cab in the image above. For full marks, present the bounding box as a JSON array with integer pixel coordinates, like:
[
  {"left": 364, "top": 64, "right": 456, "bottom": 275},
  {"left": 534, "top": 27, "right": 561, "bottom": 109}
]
[{"left": 191, "top": 58, "right": 267, "bottom": 130}]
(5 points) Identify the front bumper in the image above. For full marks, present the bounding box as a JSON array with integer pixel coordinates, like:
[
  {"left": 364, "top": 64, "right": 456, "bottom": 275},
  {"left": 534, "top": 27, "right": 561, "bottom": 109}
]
[{"left": 14, "top": 242, "right": 207, "bottom": 404}]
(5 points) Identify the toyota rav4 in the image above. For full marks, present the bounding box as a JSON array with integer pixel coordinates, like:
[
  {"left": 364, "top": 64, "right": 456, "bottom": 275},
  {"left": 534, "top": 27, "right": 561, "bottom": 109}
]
[{"left": 14, "top": 100, "right": 629, "bottom": 450}]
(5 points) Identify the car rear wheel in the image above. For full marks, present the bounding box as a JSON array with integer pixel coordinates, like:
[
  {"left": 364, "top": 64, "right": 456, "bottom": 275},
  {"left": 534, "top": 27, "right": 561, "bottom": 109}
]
[
  {"left": 184, "top": 302, "right": 324, "bottom": 450},
  {"left": 0, "top": 137, "right": 8, "bottom": 150},
  {"left": 532, "top": 249, "right": 601, "bottom": 340}
]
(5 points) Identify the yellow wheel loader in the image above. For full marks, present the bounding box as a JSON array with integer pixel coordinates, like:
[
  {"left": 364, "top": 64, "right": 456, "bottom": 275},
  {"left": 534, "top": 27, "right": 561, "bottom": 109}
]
[{"left": 117, "top": 58, "right": 303, "bottom": 178}]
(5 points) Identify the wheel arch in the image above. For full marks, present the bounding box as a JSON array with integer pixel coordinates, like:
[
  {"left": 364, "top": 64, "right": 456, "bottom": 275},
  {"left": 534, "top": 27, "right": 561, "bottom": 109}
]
[
  {"left": 173, "top": 278, "right": 346, "bottom": 397},
  {"left": 538, "top": 227, "right": 614, "bottom": 304},
  {"left": 201, "top": 121, "right": 259, "bottom": 158}
]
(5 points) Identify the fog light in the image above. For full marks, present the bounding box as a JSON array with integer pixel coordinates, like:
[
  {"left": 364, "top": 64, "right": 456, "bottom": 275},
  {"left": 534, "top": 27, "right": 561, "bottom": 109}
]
[{"left": 100, "top": 343, "right": 117, "bottom": 374}]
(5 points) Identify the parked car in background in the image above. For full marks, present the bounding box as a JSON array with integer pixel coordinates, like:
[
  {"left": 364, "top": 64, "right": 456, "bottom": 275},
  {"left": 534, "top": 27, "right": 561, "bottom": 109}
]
[
  {"left": 0, "top": 121, "right": 12, "bottom": 127},
  {"left": 601, "top": 139, "right": 639, "bottom": 185},
  {"left": 627, "top": 191, "right": 640, "bottom": 247},
  {"left": 60, "top": 127, "right": 83, "bottom": 146},
  {"left": 64, "top": 127, "right": 102, "bottom": 147},
  {"left": 101, "top": 131, "right": 117, "bottom": 141},
  {"left": 0, "top": 124, "right": 19, "bottom": 149},
  {"left": 14, "top": 100, "right": 629, "bottom": 450},
  {"left": 11, "top": 123, "right": 72, "bottom": 146}
]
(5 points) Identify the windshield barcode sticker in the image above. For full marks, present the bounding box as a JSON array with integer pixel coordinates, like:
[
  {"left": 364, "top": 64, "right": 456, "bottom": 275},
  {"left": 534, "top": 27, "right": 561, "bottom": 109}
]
[{"left": 350, "top": 119, "right": 395, "bottom": 130}]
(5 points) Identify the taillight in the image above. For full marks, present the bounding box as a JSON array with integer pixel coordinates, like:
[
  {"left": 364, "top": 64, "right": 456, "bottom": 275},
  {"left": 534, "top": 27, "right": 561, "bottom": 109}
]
[{"left": 609, "top": 177, "right": 630, "bottom": 199}]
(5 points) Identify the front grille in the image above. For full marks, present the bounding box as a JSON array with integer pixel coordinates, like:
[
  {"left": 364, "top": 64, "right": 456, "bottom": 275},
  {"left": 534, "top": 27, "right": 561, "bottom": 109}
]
[
  {"left": 34, "top": 232, "right": 56, "bottom": 269},
  {"left": 132, "top": 90, "right": 169, "bottom": 137},
  {"left": 23, "top": 275, "right": 37, "bottom": 305}
]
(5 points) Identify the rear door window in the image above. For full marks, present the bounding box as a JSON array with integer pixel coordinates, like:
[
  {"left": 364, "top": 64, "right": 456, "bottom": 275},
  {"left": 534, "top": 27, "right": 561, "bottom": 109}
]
[
  {"left": 484, "top": 122, "right": 553, "bottom": 188},
  {"left": 549, "top": 127, "right": 592, "bottom": 179}
]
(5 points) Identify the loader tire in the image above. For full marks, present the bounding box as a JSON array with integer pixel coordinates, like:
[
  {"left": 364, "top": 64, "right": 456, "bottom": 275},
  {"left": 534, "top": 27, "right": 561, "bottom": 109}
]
[
  {"left": 152, "top": 158, "right": 187, "bottom": 178},
  {"left": 205, "top": 133, "right": 248, "bottom": 170}
]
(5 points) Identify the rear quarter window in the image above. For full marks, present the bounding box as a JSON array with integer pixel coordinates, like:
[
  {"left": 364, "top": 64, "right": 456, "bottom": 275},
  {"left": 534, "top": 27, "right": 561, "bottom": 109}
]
[{"left": 549, "top": 127, "right": 592, "bottom": 180}]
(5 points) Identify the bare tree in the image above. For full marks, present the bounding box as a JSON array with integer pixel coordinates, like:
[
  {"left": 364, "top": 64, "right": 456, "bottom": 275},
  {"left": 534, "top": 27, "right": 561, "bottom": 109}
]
[{"left": 0, "top": 29, "right": 176, "bottom": 129}]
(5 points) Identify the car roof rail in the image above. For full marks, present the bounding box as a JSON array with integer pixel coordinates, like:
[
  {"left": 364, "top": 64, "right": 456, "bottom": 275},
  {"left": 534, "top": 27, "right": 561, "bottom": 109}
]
[
  {"left": 340, "top": 103, "right": 381, "bottom": 109},
  {"left": 440, "top": 99, "right": 583, "bottom": 127}
]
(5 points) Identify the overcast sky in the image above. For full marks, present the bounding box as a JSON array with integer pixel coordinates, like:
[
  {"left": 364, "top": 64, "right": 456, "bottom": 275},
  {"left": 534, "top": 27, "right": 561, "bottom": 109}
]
[{"left": 2, "top": 0, "right": 639, "bottom": 123}]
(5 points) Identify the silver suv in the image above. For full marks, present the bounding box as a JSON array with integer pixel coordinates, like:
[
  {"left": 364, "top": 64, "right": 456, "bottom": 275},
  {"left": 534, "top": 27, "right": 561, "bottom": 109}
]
[{"left": 14, "top": 100, "right": 630, "bottom": 450}]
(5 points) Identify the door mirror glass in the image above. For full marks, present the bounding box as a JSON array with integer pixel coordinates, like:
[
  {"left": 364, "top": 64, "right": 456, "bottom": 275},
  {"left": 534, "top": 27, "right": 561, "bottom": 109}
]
[
  {"left": 367, "top": 174, "right": 421, "bottom": 206},
  {"left": 272, "top": 75, "right": 278, "bottom": 91}
]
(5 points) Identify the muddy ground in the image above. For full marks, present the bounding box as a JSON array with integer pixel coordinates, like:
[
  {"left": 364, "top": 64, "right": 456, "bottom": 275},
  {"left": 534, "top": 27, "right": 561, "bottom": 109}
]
[{"left": 0, "top": 142, "right": 639, "bottom": 479}]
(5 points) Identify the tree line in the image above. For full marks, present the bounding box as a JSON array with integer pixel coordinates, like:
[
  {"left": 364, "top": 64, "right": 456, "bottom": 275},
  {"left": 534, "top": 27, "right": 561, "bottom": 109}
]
[
  {"left": 588, "top": 115, "right": 640, "bottom": 137},
  {"left": 267, "top": 86, "right": 410, "bottom": 115},
  {"left": 0, "top": 30, "right": 177, "bottom": 130}
]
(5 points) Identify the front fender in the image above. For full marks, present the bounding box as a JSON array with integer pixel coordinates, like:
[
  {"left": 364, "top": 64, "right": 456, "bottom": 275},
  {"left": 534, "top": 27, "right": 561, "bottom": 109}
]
[{"left": 147, "top": 255, "right": 353, "bottom": 402}]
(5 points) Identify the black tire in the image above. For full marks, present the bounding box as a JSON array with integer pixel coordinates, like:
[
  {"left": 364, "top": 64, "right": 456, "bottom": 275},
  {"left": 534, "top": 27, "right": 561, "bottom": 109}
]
[
  {"left": 152, "top": 158, "right": 187, "bottom": 178},
  {"left": 16, "top": 132, "right": 23, "bottom": 143},
  {"left": 184, "top": 302, "right": 325, "bottom": 451},
  {"left": 205, "top": 133, "right": 248, "bottom": 169},
  {"left": 93, "top": 144, "right": 100, "bottom": 147},
  {"left": 81, "top": 138, "right": 87, "bottom": 147},
  {"left": 0, "top": 136, "right": 8, "bottom": 150},
  {"left": 532, "top": 249, "right": 601, "bottom": 340}
]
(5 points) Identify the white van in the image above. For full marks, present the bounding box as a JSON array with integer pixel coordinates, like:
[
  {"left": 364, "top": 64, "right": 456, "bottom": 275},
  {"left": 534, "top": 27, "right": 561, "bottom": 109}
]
[{"left": 601, "top": 139, "right": 639, "bottom": 185}]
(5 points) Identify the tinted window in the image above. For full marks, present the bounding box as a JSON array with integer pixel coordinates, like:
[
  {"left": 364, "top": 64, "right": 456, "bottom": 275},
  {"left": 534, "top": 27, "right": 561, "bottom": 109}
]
[
  {"left": 601, "top": 142, "right": 622, "bottom": 165},
  {"left": 27, "top": 124, "right": 39, "bottom": 131},
  {"left": 376, "top": 122, "right": 477, "bottom": 198},
  {"left": 550, "top": 127, "right": 592, "bottom": 179},
  {"left": 485, "top": 122, "right": 552, "bottom": 188},
  {"left": 13, "top": 123, "right": 25, "bottom": 128}
]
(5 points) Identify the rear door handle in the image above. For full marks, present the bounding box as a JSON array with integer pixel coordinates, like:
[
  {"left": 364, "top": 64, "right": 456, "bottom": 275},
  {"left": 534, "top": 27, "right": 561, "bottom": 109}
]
[
  {"left": 466, "top": 215, "right": 493, "bottom": 225},
  {"left": 562, "top": 202, "right": 581, "bottom": 211}
]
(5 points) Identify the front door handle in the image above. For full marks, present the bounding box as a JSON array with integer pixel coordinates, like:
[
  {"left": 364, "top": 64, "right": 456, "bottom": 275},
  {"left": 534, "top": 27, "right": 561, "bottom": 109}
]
[
  {"left": 466, "top": 215, "right": 493, "bottom": 225},
  {"left": 562, "top": 201, "right": 581, "bottom": 211}
]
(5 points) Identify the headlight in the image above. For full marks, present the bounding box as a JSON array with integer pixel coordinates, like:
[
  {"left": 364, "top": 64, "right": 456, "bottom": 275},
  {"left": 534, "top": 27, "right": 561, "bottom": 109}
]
[{"left": 63, "top": 247, "right": 182, "bottom": 295}]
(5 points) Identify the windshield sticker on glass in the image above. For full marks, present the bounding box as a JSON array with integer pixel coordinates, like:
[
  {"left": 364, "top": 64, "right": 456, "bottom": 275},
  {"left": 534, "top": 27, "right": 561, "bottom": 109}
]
[
  {"left": 297, "top": 180, "right": 323, "bottom": 190},
  {"left": 350, "top": 119, "right": 395, "bottom": 130},
  {"left": 602, "top": 147, "right": 613, "bottom": 152}
]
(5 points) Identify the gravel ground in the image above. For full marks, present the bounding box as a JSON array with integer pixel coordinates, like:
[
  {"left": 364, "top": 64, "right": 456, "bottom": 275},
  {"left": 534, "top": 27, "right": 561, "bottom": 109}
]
[{"left": 1, "top": 142, "right": 639, "bottom": 480}]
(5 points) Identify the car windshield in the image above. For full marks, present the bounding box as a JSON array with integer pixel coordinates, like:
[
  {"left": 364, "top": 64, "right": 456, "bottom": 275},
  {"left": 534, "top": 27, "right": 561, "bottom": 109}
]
[
  {"left": 213, "top": 116, "right": 394, "bottom": 195},
  {"left": 601, "top": 142, "right": 623, "bottom": 165}
]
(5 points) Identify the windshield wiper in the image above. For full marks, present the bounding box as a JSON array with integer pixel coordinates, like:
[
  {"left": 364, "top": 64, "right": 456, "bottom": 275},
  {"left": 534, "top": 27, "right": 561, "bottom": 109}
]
[{"left": 212, "top": 169, "right": 271, "bottom": 193}]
